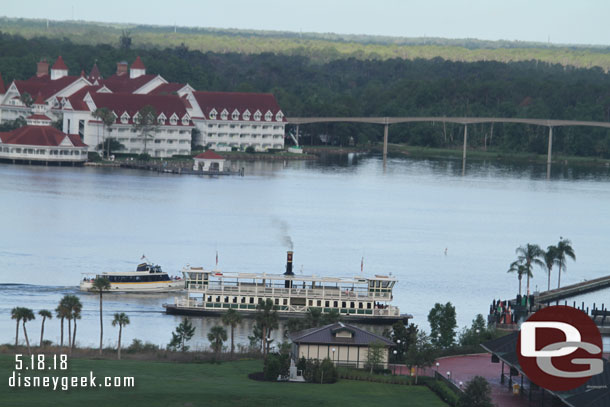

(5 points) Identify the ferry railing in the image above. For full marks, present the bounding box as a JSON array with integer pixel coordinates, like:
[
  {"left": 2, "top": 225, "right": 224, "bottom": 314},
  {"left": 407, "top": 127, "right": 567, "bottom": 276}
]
[{"left": 185, "top": 283, "right": 391, "bottom": 300}]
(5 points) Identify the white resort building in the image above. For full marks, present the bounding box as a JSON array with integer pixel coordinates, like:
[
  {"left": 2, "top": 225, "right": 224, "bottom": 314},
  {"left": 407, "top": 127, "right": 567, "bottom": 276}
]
[{"left": 0, "top": 56, "right": 286, "bottom": 159}]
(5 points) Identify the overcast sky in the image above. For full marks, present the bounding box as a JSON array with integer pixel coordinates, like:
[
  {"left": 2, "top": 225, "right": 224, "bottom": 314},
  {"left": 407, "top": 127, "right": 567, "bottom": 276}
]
[{"left": 3, "top": 0, "right": 610, "bottom": 46}]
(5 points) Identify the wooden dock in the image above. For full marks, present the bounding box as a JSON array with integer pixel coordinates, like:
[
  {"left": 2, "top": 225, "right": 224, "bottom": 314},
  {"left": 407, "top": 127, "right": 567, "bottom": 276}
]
[
  {"left": 535, "top": 274, "right": 610, "bottom": 303},
  {"left": 119, "top": 161, "right": 244, "bottom": 176}
]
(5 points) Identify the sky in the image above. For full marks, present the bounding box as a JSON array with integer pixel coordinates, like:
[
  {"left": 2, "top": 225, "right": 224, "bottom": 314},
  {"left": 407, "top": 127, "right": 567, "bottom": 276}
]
[{"left": 3, "top": 0, "right": 610, "bottom": 46}]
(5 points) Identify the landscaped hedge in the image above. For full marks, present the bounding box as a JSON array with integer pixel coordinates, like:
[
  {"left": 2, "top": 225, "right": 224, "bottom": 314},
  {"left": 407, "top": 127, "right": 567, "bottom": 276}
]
[{"left": 420, "top": 377, "right": 460, "bottom": 406}]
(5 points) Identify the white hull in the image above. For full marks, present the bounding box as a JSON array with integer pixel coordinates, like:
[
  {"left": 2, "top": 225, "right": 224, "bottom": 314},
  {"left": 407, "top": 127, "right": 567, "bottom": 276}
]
[{"left": 80, "top": 280, "right": 184, "bottom": 293}]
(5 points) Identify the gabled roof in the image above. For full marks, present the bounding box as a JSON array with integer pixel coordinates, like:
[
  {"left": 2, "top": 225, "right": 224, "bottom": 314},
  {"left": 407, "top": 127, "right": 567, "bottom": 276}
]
[
  {"left": 0, "top": 125, "right": 87, "bottom": 147},
  {"left": 51, "top": 56, "right": 68, "bottom": 70},
  {"left": 100, "top": 74, "right": 159, "bottom": 93},
  {"left": 149, "top": 82, "right": 187, "bottom": 95},
  {"left": 131, "top": 56, "right": 146, "bottom": 70},
  {"left": 64, "top": 85, "right": 102, "bottom": 111},
  {"left": 191, "top": 91, "right": 286, "bottom": 122},
  {"left": 87, "top": 92, "right": 192, "bottom": 126},
  {"left": 289, "top": 323, "right": 394, "bottom": 346},
  {"left": 195, "top": 150, "right": 224, "bottom": 160},
  {"left": 88, "top": 63, "right": 102, "bottom": 82},
  {"left": 14, "top": 75, "right": 86, "bottom": 101},
  {"left": 33, "top": 93, "right": 45, "bottom": 105},
  {"left": 26, "top": 114, "right": 52, "bottom": 121}
]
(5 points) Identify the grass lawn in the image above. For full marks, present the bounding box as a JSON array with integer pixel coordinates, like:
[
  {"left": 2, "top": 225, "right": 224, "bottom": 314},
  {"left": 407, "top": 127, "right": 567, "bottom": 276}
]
[{"left": 1, "top": 355, "right": 448, "bottom": 407}]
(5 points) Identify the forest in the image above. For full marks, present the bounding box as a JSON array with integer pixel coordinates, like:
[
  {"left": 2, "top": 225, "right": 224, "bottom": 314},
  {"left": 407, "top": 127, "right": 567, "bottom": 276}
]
[{"left": 1, "top": 28, "right": 610, "bottom": 158}]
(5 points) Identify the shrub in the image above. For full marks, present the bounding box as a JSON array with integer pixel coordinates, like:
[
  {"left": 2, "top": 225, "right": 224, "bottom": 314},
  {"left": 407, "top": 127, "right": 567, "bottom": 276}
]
[
  {"left": 137, "top": 153, "right": 152, "bottom": 161},
  {"left": 263, "top": 353, "right": 290, "bottom": 381},
  {"left": 303, "top": 358, "right": 337, "bottom": 384},
  {"left": 87, "top": 152, "right": 102, "bottom": 162},
  {"left": 127, "top": 338, "right": 160, "bottom": 353},
  {"left": 245, "top": 146, "right": 256, "bottom": 153},
  {"left": 425, "top": 379, "right": 460, "bottom": 406}
]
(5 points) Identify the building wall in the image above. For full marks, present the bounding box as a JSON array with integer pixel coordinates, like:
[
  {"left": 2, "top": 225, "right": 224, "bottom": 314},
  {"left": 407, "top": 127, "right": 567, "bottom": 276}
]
[
  {"left": 296, "top": 343, "right": 389, "bottom": 369},
  {"left": 194, "top": 119, "right": 285, "bottom": 152}
]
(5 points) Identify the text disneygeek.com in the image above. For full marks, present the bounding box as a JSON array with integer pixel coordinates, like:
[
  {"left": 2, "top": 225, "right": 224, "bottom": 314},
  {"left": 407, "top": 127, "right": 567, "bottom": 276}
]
[{"left": 7, "top": 354, "right": 135, "bottom": 391}]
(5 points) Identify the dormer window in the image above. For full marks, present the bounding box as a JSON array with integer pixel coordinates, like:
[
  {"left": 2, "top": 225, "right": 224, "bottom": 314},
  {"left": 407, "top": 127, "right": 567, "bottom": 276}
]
[
  {"left": 170, "top": 114, "right": 178, "bottom": 125},
  {"left": 157, "top": 114, "right": 166, "bottom": 125},
  {"left": 243, "top": 110, "right": 251, "bottom": 121},
  {"left": 264, "top": 111, "right": 273, "bottom": 121},
  {"left": 181, "top": 114, "right": 190, "bottom": 125},
  {"left": 275, "top": 111, "right": 284, "bottom": 121},
  {"left": 254, "top": 110, "right": 262, "bottom": 121},
  {"left": 120, "top": 112, "right": 130, "bottom": 124},
  {"left": 132, "top": 112, "right": 141, "bottom": 124},
  {"left": 220, "top": 109, "right": 228, "bottom": 121},
  {"left": 231, "top": 109, "right": 240, "bottom": 120},
  {"left": 209, "top": 109, "right": 217, "bottom": 120}
]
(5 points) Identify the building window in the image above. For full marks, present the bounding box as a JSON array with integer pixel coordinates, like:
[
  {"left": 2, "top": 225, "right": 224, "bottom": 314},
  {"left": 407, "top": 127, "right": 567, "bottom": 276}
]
[
  {"left": 254, "top": 110, "right": 262, "bottom": 121},
  {"left": 170, "top": 116, "right": 178, "bottom": 125},
  {"left": 181, "top": 116, "right": 190, "bottom": 125},
  {"left": 209, "top": 110, "right": 217, "bottom": 120},
  {"left": 275, "top": 111, "right": 284, "bottom": 121},
  {"left": 120, "top": 113, "right": 129, "bottom": 124},
  {"left": 243, "top": 110, "right": 251, "bottom": 120},
  {"left": 264, "top": 111, "right": 273, "bottom": 121},
  {"left": 231, "top": 110, "right": 239, "bottom": 120}
]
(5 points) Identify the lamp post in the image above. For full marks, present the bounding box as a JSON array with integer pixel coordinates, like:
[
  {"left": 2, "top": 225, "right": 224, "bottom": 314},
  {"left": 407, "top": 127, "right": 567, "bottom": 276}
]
[
  {"left": 447, "top": 371, "right": 451, "bottom": 383},
  {"left": 392, "top": 350, "right": 398, "bottom": 375},
  {"left": 435, "top": 362, "right": 440, "bottom": 378},
  {"left": 332, "top": 348, "right": 336, "bottom": 365}
]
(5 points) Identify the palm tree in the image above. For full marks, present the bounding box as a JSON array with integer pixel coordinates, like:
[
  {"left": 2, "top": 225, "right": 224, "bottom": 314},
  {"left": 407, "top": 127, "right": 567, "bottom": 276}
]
[
  {"left": 556, "top": 237, "right": 576, "bottom": 289},
  {"left": 38, "top": 310, "right": 52, "bottom": 347},
  {"left": 207, "top": 325, "right": 227, "bottom": 355},
  {"left": 55, "top": 300, "right": 70, "bottom": 349},
  {"left": 544, "top": 245, "right": 558, "bottom": 291},
  {"left": 11, "top": 307, "right": 21, "bottom": 347},
  {"left": 93, "top": 107, "right": 116, "bottom": 158},
  {"left": 221, "top": 308, "right": 242, "bottom": 357},
  {"left": 507, "top": 260, "right": 529, "bottom": 296},
  {"left": 18, "top": 308, "right": 35, "bottom": 355},
  {"left": 255, "top": 299, "right": 279, "bottom": 359},
  {"left": 91, "top": 277, "right": 111, "bottom": 355},
  {"left": 515, "top": 244, "right": 545, "bottom": 295},
  {"left": 112, "top": 313, "right": 130, "bottom": 360},
  {"left": 71, "top": 306, "right": 82, "bottom": 352}
]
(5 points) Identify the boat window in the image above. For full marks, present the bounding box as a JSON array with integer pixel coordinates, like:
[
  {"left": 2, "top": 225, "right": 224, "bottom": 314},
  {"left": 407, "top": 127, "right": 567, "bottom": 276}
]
[
  {"left": 216, "top": 296, "right": 221, "bottom": 302},
  {"left": 275, "top": 299, "right": 279, "bottom": 305},
  {"left": 232, "top": 297, "right": 237, "bottom": 303},
  {"left": 249, "top": 297, "right": 254, "bottom": 304},
  {"left": 317, "top": 300, "right": 321, "bottom": 306},
  {"left": 359, "top": 302, "right": 363, "bottom": 309},
  {"left": 333, "top": 301, "right": 338, "bottom": 308},
  {"left": 342, "top": 302, "right": 346, "bottom": 308},
  {"left": 207, "top": 296, "right": 212, "bottom": 302},
  {"left": 241, "top": 297, "right": 246, "bottom": 303},
  {"left": 224, "top": 296, "right": 229, "bottom": 303},
  {"left": 283, "top": 299, "right": 287, "bottom": 305},
  {"left": 351, "top": 302, "right": 355, "bottom": 308},
  {"left": 382, "top": 281, "right": 389, "bottom": 288},
  {"left": 325, "top": 301, "right": 330, "bottom": 307},
  {"left": 309, "top": 300, "right": 313, "bottom": 306},
  {"left": 367, "top": 303, "right": 371, "bottom": 309}
]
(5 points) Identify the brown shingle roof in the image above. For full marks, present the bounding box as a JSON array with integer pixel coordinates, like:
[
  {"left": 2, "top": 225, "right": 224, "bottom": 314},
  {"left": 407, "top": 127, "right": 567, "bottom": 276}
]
[{"left": 289, "top": 323, "right": 394, "bottom": 346}]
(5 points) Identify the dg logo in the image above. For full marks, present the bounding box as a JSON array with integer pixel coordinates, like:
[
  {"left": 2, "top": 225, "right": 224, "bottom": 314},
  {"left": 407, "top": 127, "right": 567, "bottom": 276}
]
[{"left": 517, "top": 305, "right": 604, "bottom": 391}]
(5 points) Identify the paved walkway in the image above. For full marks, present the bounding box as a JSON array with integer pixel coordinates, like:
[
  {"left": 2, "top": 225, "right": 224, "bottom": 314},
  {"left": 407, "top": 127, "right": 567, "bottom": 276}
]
[{"left": 392, "top": 354, "right": 529, "bottom": 407}]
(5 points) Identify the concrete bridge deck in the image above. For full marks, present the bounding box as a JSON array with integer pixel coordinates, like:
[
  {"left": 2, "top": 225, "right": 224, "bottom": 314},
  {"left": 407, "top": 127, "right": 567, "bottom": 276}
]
[{"left": 536, "top": 274, "right": 610, "bottom": 303}]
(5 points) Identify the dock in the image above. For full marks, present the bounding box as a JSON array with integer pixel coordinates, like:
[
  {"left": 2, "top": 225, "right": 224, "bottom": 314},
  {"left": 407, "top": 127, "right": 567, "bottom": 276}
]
[
  {"left": 119, "top": 161, "right": 244, "bottom": 176},
  {"left": 536, "top": 274, "right": 610, "bottom": 303}
]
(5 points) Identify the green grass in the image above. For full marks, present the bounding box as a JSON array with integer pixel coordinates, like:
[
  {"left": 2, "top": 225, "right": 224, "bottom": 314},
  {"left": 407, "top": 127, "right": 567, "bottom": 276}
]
[{"left": 1, "top": 355, "right": 448, "bottom": 407}]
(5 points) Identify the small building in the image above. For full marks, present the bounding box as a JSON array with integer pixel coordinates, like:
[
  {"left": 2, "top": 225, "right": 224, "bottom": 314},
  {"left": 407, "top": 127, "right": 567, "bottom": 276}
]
[
  {"left": 193, "top": 150, "right": 226, "bottom": 172},
  {"left": 289, "top": 322, "right": 394, "bottom": 369}
]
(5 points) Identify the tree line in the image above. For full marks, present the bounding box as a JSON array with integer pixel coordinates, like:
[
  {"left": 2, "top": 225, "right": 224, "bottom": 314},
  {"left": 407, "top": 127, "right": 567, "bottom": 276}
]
[{"left": 3, "top": 32, "right": 610, "bottom": 157}]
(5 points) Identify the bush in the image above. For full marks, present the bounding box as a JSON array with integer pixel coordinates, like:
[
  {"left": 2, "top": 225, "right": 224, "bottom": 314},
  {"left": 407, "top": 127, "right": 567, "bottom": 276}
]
[
  {"left": 263, "top": 353, "right": 290, "bottom": 381},
  {"left": 303, "top": 358, "right": 337, "bottom": 384},
  {"left": 425, "top": 379, "right": 460, "bottom": 406},
  {"left": 137, "top": 153, "right": 152, "bottom": 161},
  {"left": 127, "top": 338, "right": 160, "bottom": 353},
  {"left": 245, "top": 146, "right": 256, "bottom": 153},
  {"left": 87, "top": 152, "right": 102, "bottom": 162}
]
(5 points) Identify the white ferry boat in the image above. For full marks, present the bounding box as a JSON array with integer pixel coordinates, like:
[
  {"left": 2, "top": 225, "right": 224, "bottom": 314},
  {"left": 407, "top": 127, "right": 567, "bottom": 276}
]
[
  {"left": 80, "top": 262, "right": 184, "bottom": 293},
  {"left": 164, "top": 251, "right": 411, "bottom": 324}
]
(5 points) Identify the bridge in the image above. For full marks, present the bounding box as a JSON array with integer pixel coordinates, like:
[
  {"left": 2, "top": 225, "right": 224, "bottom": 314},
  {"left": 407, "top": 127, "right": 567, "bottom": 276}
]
[
  {"left": 536, "top": 274, "right": 610, "bottom": 304},
  {"left": 286, "top": 116, "right": 610, "bottom": 173}
]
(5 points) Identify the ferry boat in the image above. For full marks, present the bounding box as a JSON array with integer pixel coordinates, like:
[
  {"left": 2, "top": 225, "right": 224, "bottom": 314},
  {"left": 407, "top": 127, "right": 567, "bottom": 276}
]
[
  {"left": 80, "top": 261, "right": 184, "bottom": 293},
  {"left": 164, "top": 251, "right": 411, "bottom": 324}
]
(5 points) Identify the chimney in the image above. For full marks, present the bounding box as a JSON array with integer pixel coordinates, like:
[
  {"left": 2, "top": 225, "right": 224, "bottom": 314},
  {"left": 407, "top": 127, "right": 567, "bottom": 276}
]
[
  {"left": 37, "top": 59, "right": 49, "bottom": 77},
  {"left": 284, "top": 251, "right": 294, "bottom": 288},
  {"left": 116, "top": 61, "right": 128, "bottom": 76}
]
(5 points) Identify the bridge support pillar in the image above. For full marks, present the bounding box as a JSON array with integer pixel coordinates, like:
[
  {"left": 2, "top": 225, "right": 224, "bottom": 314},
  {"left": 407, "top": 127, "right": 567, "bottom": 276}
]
[
  {"left": 462, "top": 125, "right": 468, "bottom": 160},
  {"left": 383, "top": 122, "right": 389, "bottom": 166},
  {"left": 547, "top": 127, "right": 553, "bottom": 165}
]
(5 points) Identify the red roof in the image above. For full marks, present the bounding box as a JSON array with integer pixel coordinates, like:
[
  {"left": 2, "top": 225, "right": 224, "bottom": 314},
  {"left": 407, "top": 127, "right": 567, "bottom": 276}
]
[
  {"left": 26, "top": 114, "right": 52, "bottom": 121},
  {"left": 33, "top": 93, "right": 45, "bottom": 105},
  {"left": 191, "top": 91, "right": 285, "bottom": 122},
  {"left": 88, "top": 63, "right": 102, "bottom": 81},
  {"left": 15, "top": 75, "right": 85, "bottom": 101},
  {"left": 52, "top": 56, "right": 68, "bottom": 70},
  {"left": 87, "top": 92, "right": 192, "bottom": 125},
  {"left": 149, "top": 82, "right": 186, "bottom": 95},
  {"left": 195, "top": 150, "right": 224, "bottom": 160},
  {"left": 0, "top": 125, "right": 87, "bottom": 147},
  {"left": 0, "top": 73, "right": 5, "bottom": 94},
  {"left": 131, "top": 56, "right": 146, "bottom": 70},
  {"left": 100, "top": 74, "right": 158, "bottom": 93},
  {"left": 64, "top": 85, "right": 102, "bottom": 111}
]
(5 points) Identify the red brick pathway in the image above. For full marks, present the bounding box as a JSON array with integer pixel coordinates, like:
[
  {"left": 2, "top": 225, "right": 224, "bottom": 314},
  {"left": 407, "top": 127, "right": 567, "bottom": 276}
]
[{"left": 392, "top": 354, "right": 530, "bottom": 407}]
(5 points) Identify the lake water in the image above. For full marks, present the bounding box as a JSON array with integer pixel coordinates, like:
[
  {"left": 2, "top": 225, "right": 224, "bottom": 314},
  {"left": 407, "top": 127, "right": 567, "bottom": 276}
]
[{"left": 1, "top": 154, "right": 609, "bottom": 351}]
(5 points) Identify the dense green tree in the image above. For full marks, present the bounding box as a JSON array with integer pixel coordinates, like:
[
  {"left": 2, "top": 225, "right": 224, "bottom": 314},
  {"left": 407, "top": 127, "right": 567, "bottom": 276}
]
[
  {"left": 405, "top": 330, "right": 437, "bottom": 384},
  {"left": 221, "top": 308, "right": 242, "bottom": 357},
  {"left": 207, "top": 325, "right": 228, "bottom": 354},
  {"left": 255, "top": 299, "right": 279, "bottom": 358},
  {"left": 427, "top": 302, "right": 457, "bottom": 348},
  {"left": 168, "top": 318, "right": 196, "bottom": 352},
  {"left": 457, "top": 376, "right": 494, "bottom": 407}
]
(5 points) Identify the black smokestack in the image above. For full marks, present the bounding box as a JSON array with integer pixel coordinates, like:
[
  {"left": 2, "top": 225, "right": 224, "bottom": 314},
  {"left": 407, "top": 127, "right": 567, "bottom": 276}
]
[
  {"left": 284, "top": 251, "right": 294, "bottom": 288},
  {"left": 285, "top": 251, "right": 294, "bottom": 276}
]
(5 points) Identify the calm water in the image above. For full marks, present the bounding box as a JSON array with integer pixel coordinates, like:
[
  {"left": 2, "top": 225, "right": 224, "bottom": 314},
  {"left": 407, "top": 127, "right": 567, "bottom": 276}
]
[{"left": 1, "top": 154, "right": 609, "bottom": 350}]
